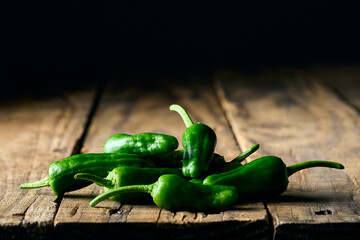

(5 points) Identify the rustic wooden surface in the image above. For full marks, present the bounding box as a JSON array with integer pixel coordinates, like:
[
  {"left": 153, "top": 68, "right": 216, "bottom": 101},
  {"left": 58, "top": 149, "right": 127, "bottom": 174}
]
[
  {"left": 215, "top": 67, "right": 360, "bottom": 240},
  {"left": 54, "top": 72, "right": 269, "bottom": 240},
  {"left": 1, "top": 66, "right": 359, "bottom": 239},
  {"left": 0, "top": 85, "right": 97, "bottom": 239}
]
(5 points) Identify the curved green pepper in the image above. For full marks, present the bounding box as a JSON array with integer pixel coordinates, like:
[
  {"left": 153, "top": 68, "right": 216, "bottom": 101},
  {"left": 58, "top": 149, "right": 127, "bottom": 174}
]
[
  {"left": 103, "top": 133, "right": 179, "bottom": 155},
  {"left": 90, "top": 174, "right": 238, "bottom": 212},
  {"left": 187, "top": 145, "right": 259, "bottom": 183},
  {"left": 203, "top": 156, "right": 344, "bottom": 200},
  {"left": 150, "top": 149, "right": 184, "bottom": 168},
  {"left": 20, "top": 153, "right": 156, "bottom": 195},
  {"left": 155, "top": 150, "right": 227, "bottom": 170},
  {"left": 74, "top": 166, "right": 183, "bottom": 203},
  {"left": 170, "top": 104, "right": 217, "bottom": 178},
  {"left": 219, "top": 143, "right": 260, "bottom": 173}
]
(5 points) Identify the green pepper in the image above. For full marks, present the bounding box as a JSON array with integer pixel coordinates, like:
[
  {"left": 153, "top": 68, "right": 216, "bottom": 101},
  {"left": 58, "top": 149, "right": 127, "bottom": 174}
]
[
  {"left": 143, "top": 149, "right": 184, "bottom": 168},
  {"left": 170, "top": 104, "right": 217, "bottom": 178},
  {"left": 20, "top": 153, "right": 156, "bottom": 195},
  {"left": 74, "top": 166, "right": 183, "bottom": 203},
  {"left": 89, "top": 174, "right": 238, "bottom": 212},
  {"left": 155, "top": 150, "right": 227, "bottom": 170},
  {"left": 185, "top": 145, "right": 259, "bottom": 183},
  {"left": 219, "top": 143, "right": 260, "bottom": 173},
  {"left": 203, "top": 156, "right": 344, "bottom": 200},
  {"left": 103, "top": 133, "right": 179, "bottom": 155},
  {"left": 189, "top": 178, "right": 204, "bottom": 184}
]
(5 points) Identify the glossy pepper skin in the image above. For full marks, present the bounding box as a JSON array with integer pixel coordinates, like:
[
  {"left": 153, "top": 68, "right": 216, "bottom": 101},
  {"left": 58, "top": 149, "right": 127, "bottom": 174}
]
[
  {"left": 90, "top": 174, "right": 238, "bottom": 212},
  {"left": 103, "top": 133, "right": 179, "bottom": 155},
  {"left": 219, "top": 144, "right": 260, "bottom": 173},
  {"left": 74, "top": 166, "right": 183, "bottom": 203},
  {"left": 154, "top": 149, "right": 225, "bottom": 170},
  {"left": 19, "top": 153, "right": 156, "bottom": 195},
  {"left": 189, "top": 144, "right": 260, "bottom": 183},
  {"left": 150, "top": 150, "right": 184, "bottom": 168},
  {"left": 203, "top": 156, "right": 344, "bottom": 200},
  {"left": 170, "top": 104, "right": 217, "bottom": 178}
]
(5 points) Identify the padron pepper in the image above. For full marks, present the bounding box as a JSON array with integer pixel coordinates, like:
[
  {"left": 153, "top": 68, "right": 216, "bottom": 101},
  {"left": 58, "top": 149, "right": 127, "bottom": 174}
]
[
  {"left": 190, "top": 144, "right": 260, "bottom": 182},
  {"left": 156, "top": 149, "right": 227, "bottom": 169},
  {"left": 103, "top": 132, "right": 179, "bottom": 155},
  {"left": 170, "top": 104, "right": 217, "bottom": 178},
  {"left": 171, "top": 144, "right": 259, "bottom": 185},
  {"left": 220, "top": 143, "right": 260, "bottom": 173},
  {"left": 150, "top": 149, "right": 184, "bottom": 168},
  {"left": 89, "top": 174, "right": 239, "bottom": 212},
  {"left": 74, "top": 166, "right": 183, "bottom": 203},
  {"left": 20, "top": 153, "right": 156, "bottom": 195},
  {"left": 203, "top": 156, "right": 344, "bottom": 200}
]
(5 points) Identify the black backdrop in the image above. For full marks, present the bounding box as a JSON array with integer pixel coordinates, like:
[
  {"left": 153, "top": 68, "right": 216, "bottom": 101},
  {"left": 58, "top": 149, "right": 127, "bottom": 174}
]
[{"left": 2, "top": 1, "right": 360, "bottom": 94}]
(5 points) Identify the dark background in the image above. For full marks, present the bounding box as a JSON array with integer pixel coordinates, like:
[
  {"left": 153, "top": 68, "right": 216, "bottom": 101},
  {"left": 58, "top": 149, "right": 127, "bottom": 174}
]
[{"left": 2, "top": 1, "right": 360, "bottom": 97}]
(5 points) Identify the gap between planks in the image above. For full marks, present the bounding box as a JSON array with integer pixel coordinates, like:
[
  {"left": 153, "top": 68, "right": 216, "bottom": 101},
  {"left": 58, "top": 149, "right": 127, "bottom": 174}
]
[
  {"left": 51, "top": 80, "right": 106, "bottom": 223},
  {"left": 0, "top": 80, "right": 100, "bottom": 239},
  {"left": 211, "top": 71, "right": 277, "bottom": 238}
]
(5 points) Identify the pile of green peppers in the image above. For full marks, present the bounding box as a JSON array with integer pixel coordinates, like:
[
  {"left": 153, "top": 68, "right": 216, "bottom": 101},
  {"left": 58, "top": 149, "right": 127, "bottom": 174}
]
[{"left": 20, "top": 104, "right": 345, "bottom": 212}]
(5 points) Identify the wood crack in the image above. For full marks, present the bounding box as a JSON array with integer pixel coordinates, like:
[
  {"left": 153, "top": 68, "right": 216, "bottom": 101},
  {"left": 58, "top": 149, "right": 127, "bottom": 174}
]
[
  {"left": 155, "top": 208, "right": 162, "bottom": 225},
  {"left": 69, "top": 204, "right": 80, "bottom": 217},
  {"left": 18, "top": 195, "right": 40, "bottom": 222},
  {"left": 70, "top": 80, "right": 104, "bottom": 155},
  {"left": 263, "top": 202, "right": 275, "bottom": 240}
]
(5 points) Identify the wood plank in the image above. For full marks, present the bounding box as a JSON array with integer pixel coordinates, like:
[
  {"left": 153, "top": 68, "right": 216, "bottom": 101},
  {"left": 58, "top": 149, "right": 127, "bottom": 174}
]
[
  {"left": 54, "top": 71, "right": 270, "bottom": 240},
  {"left": 0, "top": 86, "right": 97, "bottom": 239},
  {"left": 311, "top": 65, "right": 360, "bottom": 109},
  {"left": 215, "top": 68, "right": 360, "bottom": 240}
]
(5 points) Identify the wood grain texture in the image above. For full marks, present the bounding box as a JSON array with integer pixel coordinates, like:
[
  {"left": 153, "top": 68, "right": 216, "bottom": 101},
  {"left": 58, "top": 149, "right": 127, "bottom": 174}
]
[
  {"left": 4, "top": 66, "right": 360, "bottom": 239},
  {"left": 215, "top": 69, "right": 360, "bottom": 239},
  {"left": 0, "top": 88, "right": 97, "bottom": 239},
  {"left": 311, "top": 65, "right": 360, "bottom": 109},
  {"left": 54, "top": 71, "right": 270, "bottom": 240}
]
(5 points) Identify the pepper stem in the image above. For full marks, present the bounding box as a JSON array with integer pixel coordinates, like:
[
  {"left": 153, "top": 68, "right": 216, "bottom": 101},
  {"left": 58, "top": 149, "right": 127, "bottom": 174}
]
[
  {"left": 170, "top": 104, "right": 194, "bottom": 128},
  {"left": 20, "top": 175, "right": 50, "bottom": 189},
  {"left": 74, "top": 173, "right": 113, "bottom": 188},
  {"left": 231, "top": 144, "right": 260, "bottom": 163},
  {"left": 287, "top": 160, "right": 344, "bottom": 177},
  {"left": 90, "top": 184, "right": 154, "bottom": 207}
]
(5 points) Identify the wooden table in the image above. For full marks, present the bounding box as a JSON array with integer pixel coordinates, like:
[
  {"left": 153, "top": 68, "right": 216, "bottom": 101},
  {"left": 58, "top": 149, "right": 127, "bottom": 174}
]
[{"left": 1, "top": 65, "right": 359, "bottom": 240}]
